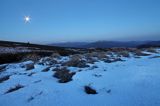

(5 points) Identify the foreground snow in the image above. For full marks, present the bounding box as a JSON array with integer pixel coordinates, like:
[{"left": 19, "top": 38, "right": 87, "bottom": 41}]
[{"left": 0, "top": 49, "right": 160, "bottom": 106}]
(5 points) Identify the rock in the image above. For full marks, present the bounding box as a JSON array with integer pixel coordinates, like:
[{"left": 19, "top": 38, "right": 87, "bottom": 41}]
[
  {"left": 106, "top": 89, "right": 111, "bottom": 93},
  {"left": 0, "top": 65, "right": 7, "bottom": 72},
  {"left": 28, "top": 72, "right": 36, "bottom": 76},
  {"left": 42, "top": 67, "right": 50, "bottom": 72},
  {"left": 84, "top": 86, "right": 97, "bottom": 94}
]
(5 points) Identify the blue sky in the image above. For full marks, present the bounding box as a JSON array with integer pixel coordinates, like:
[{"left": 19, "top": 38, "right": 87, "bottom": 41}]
[{"left": 0, "top": 0, "right": 160, "bottom": 44}]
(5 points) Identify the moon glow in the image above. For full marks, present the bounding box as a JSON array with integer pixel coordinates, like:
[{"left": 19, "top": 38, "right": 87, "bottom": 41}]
[{"left": 24, "top": 16, "right": 31, "bottom": 23}]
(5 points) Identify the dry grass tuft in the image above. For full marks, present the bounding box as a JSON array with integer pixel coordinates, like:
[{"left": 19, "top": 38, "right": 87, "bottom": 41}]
[
  {"left": 63, "top": 54, "right": 89, "bottom": 68},
  {"left": 25, "top": 63, "right": 35, "bottom": 70},
  {"left": 5, "top": 84, "right": 24, "bottom": 94},
  {"left": 0, "top": 75, "right": 10, "bottom": 83},
  {"left": 53, "top": 67, "right": 76, "bottom": 83}
]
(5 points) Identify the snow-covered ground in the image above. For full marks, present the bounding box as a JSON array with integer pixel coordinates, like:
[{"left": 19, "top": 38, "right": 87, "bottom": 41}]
[
  {"left": 0, "top": 46, "right": 52, "bottom": 54},
  {"left": 0, "top": 47, "right": 31, "bottom": 54},
  {"left": 0, "top": 48, "right": 160, "bottom": 106}
]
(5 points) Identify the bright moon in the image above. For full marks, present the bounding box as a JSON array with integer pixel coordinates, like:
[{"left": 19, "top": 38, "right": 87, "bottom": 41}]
[{"left": 24, "top": 16, "right": 31, "bottom": 23}]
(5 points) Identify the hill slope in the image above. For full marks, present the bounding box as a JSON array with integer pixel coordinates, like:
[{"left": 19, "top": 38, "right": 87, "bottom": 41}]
[{"left": 0, "top": 48, "right": 160, "bottom": 106}]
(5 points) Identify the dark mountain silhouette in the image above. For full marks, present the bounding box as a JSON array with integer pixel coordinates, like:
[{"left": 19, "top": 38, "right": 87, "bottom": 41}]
[
  {"left": 51, "top": 41, "right": 160, "bottom": 48},
  {"left": 50, "top": 42, "right": 89, "bottom": 48},
  {"left": 80, "top": 41, "right": 146, "bottom": 48},
  {"left": 137, "top": 41, "right": 160, "bottom": 48}
]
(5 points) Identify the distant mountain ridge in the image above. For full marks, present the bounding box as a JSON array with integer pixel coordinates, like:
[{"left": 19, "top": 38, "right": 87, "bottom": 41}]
[
  {"left": 50, "top": 41, "right": 160, "bottom": 48},
  {"left": 50, "top": 42, "right": 89, "bottom": 48}
]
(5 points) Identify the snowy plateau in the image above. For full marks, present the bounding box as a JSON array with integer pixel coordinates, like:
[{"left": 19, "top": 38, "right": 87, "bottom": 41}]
[{"left": 0, "top": 48, "right": 160, "bottom": 106}]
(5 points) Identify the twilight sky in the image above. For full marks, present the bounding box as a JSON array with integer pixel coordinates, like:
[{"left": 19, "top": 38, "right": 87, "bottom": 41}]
[{"left": 0, "top": 0, "right": 160, "bottom": 44}]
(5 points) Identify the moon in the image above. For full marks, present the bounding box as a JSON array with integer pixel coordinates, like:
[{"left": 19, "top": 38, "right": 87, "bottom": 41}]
[{"left": 24, "top": 16, "right": 31, "bottom": 23}]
